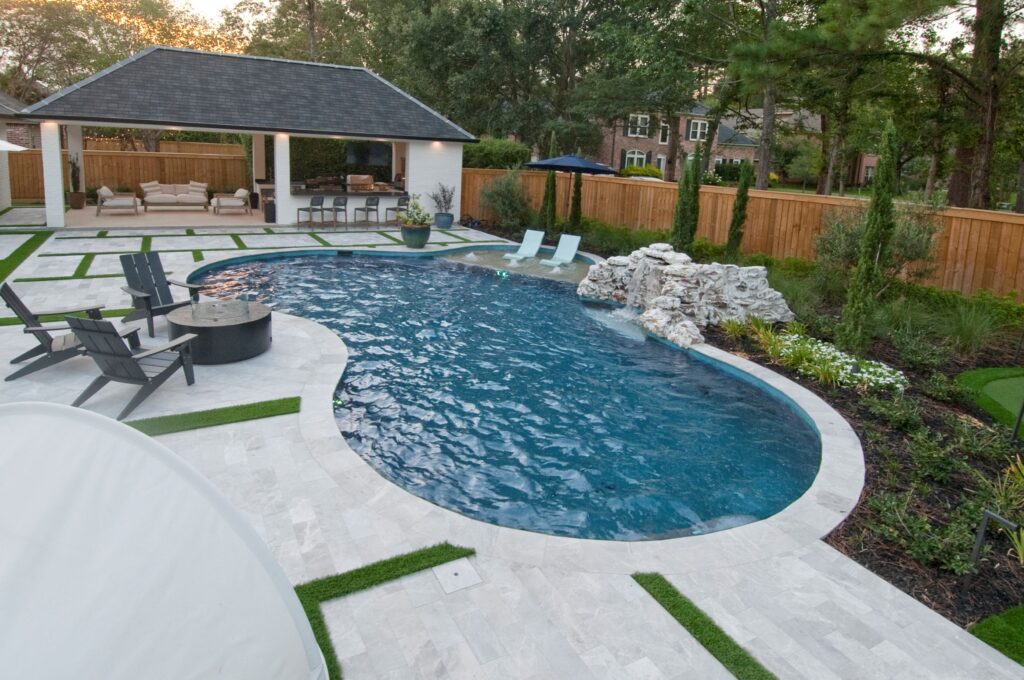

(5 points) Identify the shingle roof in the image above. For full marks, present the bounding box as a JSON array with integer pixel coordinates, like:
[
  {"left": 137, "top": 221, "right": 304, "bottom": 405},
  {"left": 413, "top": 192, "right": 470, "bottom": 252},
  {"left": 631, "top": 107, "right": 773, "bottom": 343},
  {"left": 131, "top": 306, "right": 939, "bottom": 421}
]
[
  {"left": 716, "top": 123, "right": 756, "bottom": 147},
  {"left": 0, "top": 91, "right": 27, "bottom": 117},
  {"left": 23, "top": 47, "right": 475, "bottom": 142}
]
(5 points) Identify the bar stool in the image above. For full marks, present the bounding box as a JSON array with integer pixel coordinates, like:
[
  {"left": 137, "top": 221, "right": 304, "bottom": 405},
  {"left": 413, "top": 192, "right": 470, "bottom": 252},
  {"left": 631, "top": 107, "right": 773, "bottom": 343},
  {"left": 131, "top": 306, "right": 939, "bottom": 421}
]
[
  {"left": 297, "top": 196, "right": 326, "bottom": 227},
  {"left": 353, "top": 197, "right": 380, "bottom": 224},
  {"left": 328, "top": 196, "right": 348, "bottom": 227},
  {"left": 385, "top": 196, "right": 409, "bottom": 224}
]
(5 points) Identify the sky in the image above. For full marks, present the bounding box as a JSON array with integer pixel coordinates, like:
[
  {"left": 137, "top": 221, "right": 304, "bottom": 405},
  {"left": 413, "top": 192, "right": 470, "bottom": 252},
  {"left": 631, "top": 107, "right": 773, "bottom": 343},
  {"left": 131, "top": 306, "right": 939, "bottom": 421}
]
[{"left": 176, "top": 0, "right": 236, "bottom": 23}]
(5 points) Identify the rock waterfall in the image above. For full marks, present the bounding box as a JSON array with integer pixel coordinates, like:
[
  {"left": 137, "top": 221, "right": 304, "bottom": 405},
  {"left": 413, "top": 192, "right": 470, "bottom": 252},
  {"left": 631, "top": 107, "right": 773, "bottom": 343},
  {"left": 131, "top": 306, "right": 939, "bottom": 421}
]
[{"left": 576, "top": 244, "right": 794, "bottom": 346}]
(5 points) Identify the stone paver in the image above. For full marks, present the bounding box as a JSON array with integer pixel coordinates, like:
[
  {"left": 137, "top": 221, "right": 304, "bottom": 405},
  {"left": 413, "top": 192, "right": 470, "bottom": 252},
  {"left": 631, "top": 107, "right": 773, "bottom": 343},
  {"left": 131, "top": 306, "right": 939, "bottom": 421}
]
[
  {"left": 0, "top": 225, "right": 1019, "bottom": 680},
  {"left": 0, "top": 233, "right": 33, "bottom": 259},
  {"left": 0, "top": 207, "right": 45, "bottom": 226}
]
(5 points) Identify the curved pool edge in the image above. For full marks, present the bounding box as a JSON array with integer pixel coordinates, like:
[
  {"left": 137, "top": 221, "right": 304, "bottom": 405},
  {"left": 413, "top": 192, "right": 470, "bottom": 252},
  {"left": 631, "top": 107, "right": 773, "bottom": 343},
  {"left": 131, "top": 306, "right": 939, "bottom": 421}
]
[{"left": 185, "top": 248, "right": 864, "bottom": 575}]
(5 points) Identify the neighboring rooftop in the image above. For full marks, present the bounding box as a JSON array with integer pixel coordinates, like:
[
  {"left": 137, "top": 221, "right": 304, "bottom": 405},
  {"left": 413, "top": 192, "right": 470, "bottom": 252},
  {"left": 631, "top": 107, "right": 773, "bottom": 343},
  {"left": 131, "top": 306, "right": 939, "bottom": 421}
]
[
  {"left": 22, "top": 47, "right": 475, "bottom": 143},
  {"left": 0, "top": 91, "right": 27, "bottom": 118},
  {"left": 716, "top": 123, "right": 756, "bottom": 147}
]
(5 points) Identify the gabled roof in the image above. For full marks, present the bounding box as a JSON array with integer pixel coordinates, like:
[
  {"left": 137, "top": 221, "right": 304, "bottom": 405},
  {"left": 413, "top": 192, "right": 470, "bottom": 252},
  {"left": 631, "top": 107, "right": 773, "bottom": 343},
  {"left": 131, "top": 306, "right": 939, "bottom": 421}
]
[
  {"left": 716, "top": 123, "right": 756, "bottom": 147},
  {"left": 0, "top": 91, "right": 27, "bottom": 118},
  {"left": 23, "top": 47, "right": 475, "bottom": 143}
]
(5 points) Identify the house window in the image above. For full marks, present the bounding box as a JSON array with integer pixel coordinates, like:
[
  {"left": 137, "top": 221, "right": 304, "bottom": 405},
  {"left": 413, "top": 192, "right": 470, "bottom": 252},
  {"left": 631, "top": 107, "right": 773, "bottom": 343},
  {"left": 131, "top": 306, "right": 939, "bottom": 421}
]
[
  {"left": 865, "top": 165, "right": 876, "bottom": 181},
  {"left": 688, "top": 120, "right": 709, "bottom": 141},
  {"left": 627, "top": 114, "right": 650, "bottom": 137},
  {"left": 731, "top": 158, "right": 743, "bottom": 165},
  {"left": 659, "top": 123, "right": 670, "bottom": 144},
  {"left": 624, "top": 150, "right": 647, "bottom": 168},
  {"left": 655, "top": 154, "right": 667, "bottom": 174}
]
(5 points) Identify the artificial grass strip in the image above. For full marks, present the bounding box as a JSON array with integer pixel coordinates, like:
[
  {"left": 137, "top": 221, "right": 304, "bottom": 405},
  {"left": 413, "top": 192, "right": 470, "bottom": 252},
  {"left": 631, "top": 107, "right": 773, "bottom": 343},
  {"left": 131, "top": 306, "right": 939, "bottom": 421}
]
[
  {"left": 633, "top": 573, "right": 777, "bottom": 680},
  {"left": 377, "top": 230, "right": 403, "bottom": 244},
  {"left": 971, "top": 603, "right": 1024, "bottom": 665},
  {"left": 957, "top": 367, "right": 1024, "bottom": 434},
  {"left": 97, "top": 230, "right": 108, "bottom": 238},
  {"left": 15, "top": 273, "right": 124, "bottom": 282},
  {"left": 0, "top": 307, "right": 135, "bottom": 326},
  {"left": 296, "top": 542, "right": 475, "bottom": 680},
  {"left": 230, "top": 233, "right": 247, "bottom": 248},
  {"left": 73, "top": 253, "right": 95, "bottom": 278},
  {"left": 264, "top": 227, "right": 275, "bottom": 234},
  {"left": 308, "top": 232, "right": 332, "bottom": 247},
  {"left": 126, "top": 396, "right": 301, "bottom": 436},
  {"left": 140, "top": 235, "right": 152, "bottom": 252},
  {"left": 0, "top": 231, "right": 52, "bottom": 283},
  {"left": 192, "top": 250, "right": 204, "bottom": 262},
  {"left": 186, "top": 228, "right": 196, "bottom": 236},
  {"left": 439, "top": 229, "right": 470, "bottom": 242}
]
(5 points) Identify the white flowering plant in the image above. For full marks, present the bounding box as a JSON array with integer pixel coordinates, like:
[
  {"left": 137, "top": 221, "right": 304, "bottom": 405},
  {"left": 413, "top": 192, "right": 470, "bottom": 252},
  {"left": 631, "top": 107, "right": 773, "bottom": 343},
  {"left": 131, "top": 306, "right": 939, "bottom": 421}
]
[
  {"left": 401, "top": 195, "right": 433, "bottom": 227},
  {"left": 776, "top": 333, "right": 908, "bottom": 393}
]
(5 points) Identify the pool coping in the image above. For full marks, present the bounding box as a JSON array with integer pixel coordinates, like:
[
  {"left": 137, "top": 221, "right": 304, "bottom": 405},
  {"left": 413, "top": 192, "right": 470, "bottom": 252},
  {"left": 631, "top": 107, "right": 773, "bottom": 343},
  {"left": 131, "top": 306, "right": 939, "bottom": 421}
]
[{"left": 186, "top": 246, "right": 864, "bottom": 575}]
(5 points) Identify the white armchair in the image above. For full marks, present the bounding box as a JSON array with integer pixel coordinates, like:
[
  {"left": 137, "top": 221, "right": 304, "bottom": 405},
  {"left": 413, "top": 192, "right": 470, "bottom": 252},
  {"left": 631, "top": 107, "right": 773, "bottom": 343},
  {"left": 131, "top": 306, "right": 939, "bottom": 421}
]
[
  {"left": 96, "top": 186, "right": 139, "bottom": 215},
  {"left": 212, "top": 188, "right": 252, "bottom": 215}
]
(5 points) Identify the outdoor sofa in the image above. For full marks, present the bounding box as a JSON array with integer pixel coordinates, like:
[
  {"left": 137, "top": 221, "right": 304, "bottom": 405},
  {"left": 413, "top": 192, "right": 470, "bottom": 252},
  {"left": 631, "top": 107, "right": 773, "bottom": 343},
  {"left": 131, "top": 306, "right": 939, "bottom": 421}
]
[
  {"left": 140, "top": 180, "right": 209, "bottom": 211},
  {"left": 96, "top": 186, "right": 140, "bottom": 215}
]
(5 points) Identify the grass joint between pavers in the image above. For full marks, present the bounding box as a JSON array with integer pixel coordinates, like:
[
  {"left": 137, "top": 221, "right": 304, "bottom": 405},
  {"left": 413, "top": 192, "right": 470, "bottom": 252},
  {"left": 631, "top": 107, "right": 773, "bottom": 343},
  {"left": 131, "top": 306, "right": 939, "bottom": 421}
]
[
  {"left": 230, "top": 233, "right": 247, "bottom": 249},
  {"left": 126, "top": 397, "right": 301, "bottom": 436},
  {"left": 0, "top": 231, "right": 53, "bottom": 283},
  {"left": 295, "top": 543, "right": 475, "bottom": 680},
  {"left": 633, "top": 573, "right": 777, "bottom": 680}
]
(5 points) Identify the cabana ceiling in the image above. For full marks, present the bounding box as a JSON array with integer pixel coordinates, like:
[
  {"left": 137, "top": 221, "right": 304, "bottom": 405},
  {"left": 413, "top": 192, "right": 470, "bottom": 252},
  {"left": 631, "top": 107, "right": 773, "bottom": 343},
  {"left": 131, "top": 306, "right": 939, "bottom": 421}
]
[{"left": 22, "top": 47, "right": 475, "bottom": 143}]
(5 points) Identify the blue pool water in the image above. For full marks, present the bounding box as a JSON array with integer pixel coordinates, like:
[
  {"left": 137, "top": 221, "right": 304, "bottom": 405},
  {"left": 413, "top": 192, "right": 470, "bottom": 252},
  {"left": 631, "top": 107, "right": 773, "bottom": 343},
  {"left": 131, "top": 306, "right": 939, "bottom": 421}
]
[{"left": 198, "top": 254, "right": 821, "bottom": 540}]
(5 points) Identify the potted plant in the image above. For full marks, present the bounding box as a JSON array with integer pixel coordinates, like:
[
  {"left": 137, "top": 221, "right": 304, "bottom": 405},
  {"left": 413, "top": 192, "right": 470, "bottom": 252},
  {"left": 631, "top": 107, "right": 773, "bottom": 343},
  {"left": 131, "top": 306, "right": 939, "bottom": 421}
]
[
  {"left": 428, "top": 183, "right": 456, "bottom": 228},
  {"left": 400, "top": 196, "right": 433, "bottom": 248},
  {"left": 66, "top": 157, "right": 86, "bottom": 209}
]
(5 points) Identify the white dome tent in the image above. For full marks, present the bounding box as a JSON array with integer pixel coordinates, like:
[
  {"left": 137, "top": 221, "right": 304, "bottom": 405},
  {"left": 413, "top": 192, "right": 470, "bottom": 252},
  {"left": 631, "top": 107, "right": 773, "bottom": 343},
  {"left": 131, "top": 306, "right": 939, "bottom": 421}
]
[{"left": 0, "top": 402, "right": 327, "bottom": 680}]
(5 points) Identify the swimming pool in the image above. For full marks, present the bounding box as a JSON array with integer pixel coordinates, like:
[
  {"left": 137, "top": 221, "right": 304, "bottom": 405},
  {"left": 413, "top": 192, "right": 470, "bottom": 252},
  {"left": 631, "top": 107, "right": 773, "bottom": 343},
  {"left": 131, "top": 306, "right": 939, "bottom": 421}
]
[{"left": 198, "top": 253, "right": 821, "bottom": 541}]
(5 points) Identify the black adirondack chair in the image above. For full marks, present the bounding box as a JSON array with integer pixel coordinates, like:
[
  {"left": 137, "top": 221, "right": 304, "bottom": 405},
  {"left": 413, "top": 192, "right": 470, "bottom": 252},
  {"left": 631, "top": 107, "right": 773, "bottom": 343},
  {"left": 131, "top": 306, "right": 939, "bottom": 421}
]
[
  {"left": 120, "top": 252, "right": 203, "bottom": 337},
  {"left": 2, "top": 282, "right": 131, "bottom": 381},
  {"left": 66, "top": 316, "right": 197, "bottom": 420}
]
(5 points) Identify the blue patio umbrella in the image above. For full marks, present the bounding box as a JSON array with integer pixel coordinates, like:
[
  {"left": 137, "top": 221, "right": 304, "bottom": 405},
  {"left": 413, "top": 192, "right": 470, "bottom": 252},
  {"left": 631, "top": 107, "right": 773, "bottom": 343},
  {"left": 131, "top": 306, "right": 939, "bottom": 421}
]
[{"left": 524, "top": 154, "right": 617, "bottom": 175}]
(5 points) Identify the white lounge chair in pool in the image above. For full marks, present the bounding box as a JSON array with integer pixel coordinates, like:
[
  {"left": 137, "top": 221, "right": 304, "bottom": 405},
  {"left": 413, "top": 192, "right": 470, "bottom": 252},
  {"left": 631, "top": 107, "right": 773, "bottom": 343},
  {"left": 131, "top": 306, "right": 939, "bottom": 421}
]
[
  {"left": 539, "top": 234, "right": 581, "bottom": 267},
  {"left": 503, "top": 229, "right": 545, "bottom": 261}
]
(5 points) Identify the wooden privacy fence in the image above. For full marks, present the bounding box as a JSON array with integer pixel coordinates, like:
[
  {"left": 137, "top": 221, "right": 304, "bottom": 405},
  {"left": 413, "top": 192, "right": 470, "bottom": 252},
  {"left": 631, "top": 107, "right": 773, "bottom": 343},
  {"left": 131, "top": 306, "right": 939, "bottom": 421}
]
[
  {"left": 10, "top": 150, "right": 249, "bottom": 199},
  {"left": 461, "top": 168, "right": 1024, "bottom": 301},
  {"left": 84, "top": 139, "right": 245, "bottom": 155}
]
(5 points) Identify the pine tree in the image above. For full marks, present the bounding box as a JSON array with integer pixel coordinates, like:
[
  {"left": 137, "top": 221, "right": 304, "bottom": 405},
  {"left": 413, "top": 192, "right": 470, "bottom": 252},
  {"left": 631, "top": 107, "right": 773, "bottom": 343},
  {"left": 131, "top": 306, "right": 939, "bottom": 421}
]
[
  {"left": 837, "top": 119, "right": 898, "bottom": 351},
  {"left": 540, "top": 131, "right": 558, "bottom": 232},
  {"left": 685, "top": 144, "right": 702, "bottom": 246},
  {"left": 671, "top": 155, "right": 690, "bottom": 251},
  {"left": 725, "top": 161, "right": 754, "bottom": 259},
  {"left": 569, "top": 171, "right": 582, "bottom": 230}
]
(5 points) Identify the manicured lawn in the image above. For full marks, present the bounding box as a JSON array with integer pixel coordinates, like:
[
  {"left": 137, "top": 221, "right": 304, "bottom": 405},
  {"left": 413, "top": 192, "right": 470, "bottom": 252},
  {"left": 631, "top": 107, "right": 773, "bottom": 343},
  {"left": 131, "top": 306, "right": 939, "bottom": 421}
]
[
  {"left": 126, "top": 397, "right": 302, "bottom": 436},
  {"left": 633, "top": 572, "right": 777, "bottom": 680},
  {"left": 971, "top": 603, "right": 1024, "bottom": 665},
  {"left": 957, "top": 367, "right": 1024, "bottom": 434},
  {"left": 296, "top": 543, "right": 475, "bottom": 680}
]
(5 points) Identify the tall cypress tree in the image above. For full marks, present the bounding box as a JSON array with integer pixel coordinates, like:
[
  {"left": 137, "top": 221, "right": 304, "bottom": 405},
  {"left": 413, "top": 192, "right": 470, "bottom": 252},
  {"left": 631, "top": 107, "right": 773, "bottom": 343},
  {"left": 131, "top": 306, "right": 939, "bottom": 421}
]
[
  {"left": 837, "top": 119, "right": 899, "bottom": 351},
  {"left": 671, "top": 146, "right": 703, "bottom": 252},
  {"left": 540, "top": 131, "right": 558, "bottom": 232},
  {"left": 725, "top": 161, "right": 754, "bottom": 259},
  {"left": 569, "top": 171, "right": 582, "bottom": 230}
]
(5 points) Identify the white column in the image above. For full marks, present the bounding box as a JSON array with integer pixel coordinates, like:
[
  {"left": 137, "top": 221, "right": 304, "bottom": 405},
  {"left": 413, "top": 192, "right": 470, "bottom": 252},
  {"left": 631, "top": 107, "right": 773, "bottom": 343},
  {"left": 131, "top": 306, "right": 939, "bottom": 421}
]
[
  {"left": 252, "top": 133, "right": 266, "bottom": 185},
  {"left": 0, "top": 121, "right": 10, "bottom": 211},
  {"left": 66, "top": 124, "right": 84, "bottom": 192},
  {"left": 40, "top": 120, "right": 65, "bottom": 228},
  {"left": 405, "top": 141, "right": 464, "bottom": 222},
  {"left": 273, "top": 132, "right": 294, "bottom": 225}
]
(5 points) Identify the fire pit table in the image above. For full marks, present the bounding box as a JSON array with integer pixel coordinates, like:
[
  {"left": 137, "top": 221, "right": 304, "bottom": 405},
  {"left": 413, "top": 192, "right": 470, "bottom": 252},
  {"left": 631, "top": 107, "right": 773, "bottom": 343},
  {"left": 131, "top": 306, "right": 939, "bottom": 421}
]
[{"left": 167, "top": 300, "right": 272, "bottom": 365}]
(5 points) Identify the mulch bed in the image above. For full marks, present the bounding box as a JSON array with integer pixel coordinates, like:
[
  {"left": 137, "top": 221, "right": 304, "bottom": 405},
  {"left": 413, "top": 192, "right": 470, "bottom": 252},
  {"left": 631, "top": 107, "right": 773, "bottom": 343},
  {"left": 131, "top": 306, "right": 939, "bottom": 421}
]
[{"left": 702, "top": 325, "right": 1024, "bottom": 628}]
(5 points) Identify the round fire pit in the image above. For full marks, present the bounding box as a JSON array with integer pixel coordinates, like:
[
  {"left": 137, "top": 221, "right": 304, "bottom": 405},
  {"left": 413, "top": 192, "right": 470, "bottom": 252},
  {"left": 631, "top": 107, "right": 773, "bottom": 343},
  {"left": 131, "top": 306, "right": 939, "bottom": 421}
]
[{"left": 167, "top": 300, "right": 272, "bottom": 364}]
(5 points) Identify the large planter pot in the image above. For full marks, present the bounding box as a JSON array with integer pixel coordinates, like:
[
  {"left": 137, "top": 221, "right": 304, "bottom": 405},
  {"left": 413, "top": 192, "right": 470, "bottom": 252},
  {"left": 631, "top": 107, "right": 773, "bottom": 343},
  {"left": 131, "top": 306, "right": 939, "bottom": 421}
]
[
  {"left": 434, "top": 212, "right": 454, "bottom": 228},
  {"left": 401, "top": 225, "right": 431, "bottom": 248},
  {"left": 66, "top": 192, "right": 87, "bottom": 210}
]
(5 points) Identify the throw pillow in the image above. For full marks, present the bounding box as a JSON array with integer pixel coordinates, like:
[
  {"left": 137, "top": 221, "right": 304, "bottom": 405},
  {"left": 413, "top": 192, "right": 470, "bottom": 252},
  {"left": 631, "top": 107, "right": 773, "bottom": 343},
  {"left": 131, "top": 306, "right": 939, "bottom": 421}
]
[
  {"left": 233, "top": 188, "right": 249, "bottom": 199},
  {"left": 188, "top": 180, "right": 208, "bottom": 196},
  {"left": 98, "top": 186, "right": 114, "bottom": 199},
  {"left": 140, "top": 180, "right": 161, "bottom": 196}
]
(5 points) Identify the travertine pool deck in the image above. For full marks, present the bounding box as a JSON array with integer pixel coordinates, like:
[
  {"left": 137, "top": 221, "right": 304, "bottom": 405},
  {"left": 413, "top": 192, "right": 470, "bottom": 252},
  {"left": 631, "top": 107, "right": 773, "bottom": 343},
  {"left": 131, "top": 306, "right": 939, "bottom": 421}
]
[{"left": 0, "top": 225, "right": 1019, "bottom": 679}]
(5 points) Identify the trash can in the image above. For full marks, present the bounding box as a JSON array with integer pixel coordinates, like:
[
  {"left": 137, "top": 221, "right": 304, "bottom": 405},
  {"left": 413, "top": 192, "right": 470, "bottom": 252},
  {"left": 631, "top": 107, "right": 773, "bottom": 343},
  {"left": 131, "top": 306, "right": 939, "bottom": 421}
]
[{"left": 263, "top": 198, "right": 276, "bottom": 224}]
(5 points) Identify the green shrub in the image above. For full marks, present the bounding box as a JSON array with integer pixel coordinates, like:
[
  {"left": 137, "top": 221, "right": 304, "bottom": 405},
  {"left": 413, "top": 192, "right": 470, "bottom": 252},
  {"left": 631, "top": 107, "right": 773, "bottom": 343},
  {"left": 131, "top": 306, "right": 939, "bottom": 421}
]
[
  {"left": 555, "top": 217, "right": 669, "bottom": 257},
  {"left": 861, "top": 394, "right": 924, "bottom": 432},
  {"left": 689, "top": 238, "right": 726, "bottom": 263},
  {"left": 714, "top": 162, "right": 742, "bottom": 182},
  {"left": 462, "top": 138, "right": 532, "bottom": 168},
  {"left": 890, "top": 330, "right": 950, "bottom": 371},
  {"left": 920, "top": 372, "right": 971, "bottom": 403},
  {"left": 867, "top": 492, "right": 979, "bottom": 575},
  {"left": 721, "top": 319, "right": 747, "bottom": 341},
  {"left": 620, "top": 164, "right": 663, "bottom": 179},
  {"left": 480, "top": 170, "right": 535, "bottom": 229},
  {"left": 725, "top": 162, "right": 753, "bottom": 259},
  {"left": 907, "top": 429, "right": 965, "bottom": 483},
  {"left": 672, "top": 146, "right": 701, "bottom": 253}
]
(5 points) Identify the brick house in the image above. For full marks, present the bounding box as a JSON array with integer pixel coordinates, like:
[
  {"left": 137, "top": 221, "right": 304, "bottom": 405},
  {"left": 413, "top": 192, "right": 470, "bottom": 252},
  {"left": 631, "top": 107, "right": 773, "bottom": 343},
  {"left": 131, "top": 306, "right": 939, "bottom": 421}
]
[
  {"left": 0, "top": 91, "right": 39, "bottom": 148},
  {"left": 596, "top": 104, "right": 757, "bottom": 180}
]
